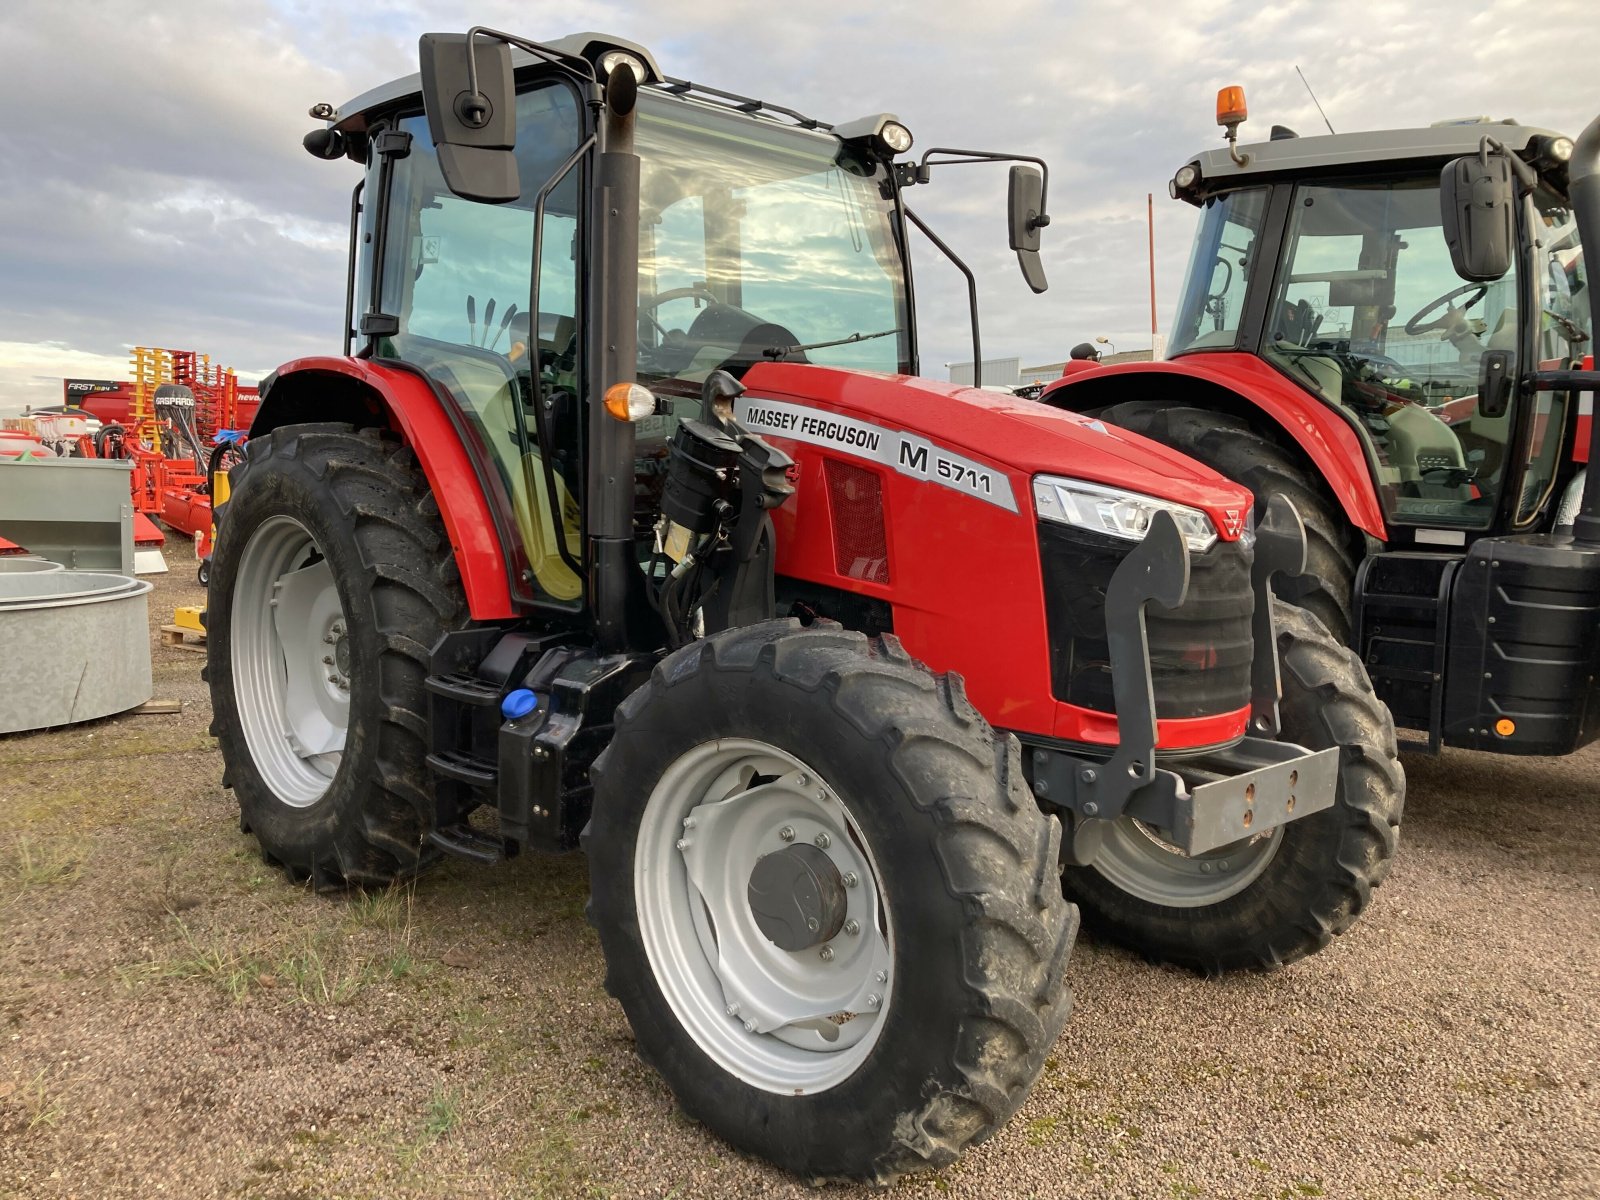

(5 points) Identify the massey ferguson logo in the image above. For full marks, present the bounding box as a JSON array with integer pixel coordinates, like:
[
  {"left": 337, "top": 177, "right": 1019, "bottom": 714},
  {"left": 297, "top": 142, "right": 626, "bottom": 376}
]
[{"left": 1220, "top": 508, "right": 1246, "bottom": 539}]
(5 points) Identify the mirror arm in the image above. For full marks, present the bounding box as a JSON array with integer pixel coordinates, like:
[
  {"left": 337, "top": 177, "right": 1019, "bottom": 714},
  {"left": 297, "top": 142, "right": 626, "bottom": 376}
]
[
  {"left": 905, "top": 205, "right": 982, "bottom": 388},
  {"left": 914, "top": 147, "right": 1051, "bottom": 227},
  {"left": 460, "top": 25, "right": 600, "bottom": 110}
]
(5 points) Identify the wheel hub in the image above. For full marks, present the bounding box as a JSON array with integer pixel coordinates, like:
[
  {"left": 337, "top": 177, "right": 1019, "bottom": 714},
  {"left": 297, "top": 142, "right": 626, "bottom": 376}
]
[{"left": 747, "top": 843, "right": 848, "bottom": 951}]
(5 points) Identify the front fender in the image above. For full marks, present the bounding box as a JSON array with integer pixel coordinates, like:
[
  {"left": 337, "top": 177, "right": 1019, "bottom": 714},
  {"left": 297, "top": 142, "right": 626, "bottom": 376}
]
[
  {"left": 1042, "top": 353, "right": 1387, "bottom": 541},
  {"left": 255, "top": 356, "right": 515, "bottom": 620}
]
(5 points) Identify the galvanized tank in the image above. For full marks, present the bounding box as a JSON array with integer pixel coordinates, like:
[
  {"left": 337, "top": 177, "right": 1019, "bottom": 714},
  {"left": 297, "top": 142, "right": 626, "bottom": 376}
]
[{"left": 0, "top": 571, "right": 154, "bottom": 733}]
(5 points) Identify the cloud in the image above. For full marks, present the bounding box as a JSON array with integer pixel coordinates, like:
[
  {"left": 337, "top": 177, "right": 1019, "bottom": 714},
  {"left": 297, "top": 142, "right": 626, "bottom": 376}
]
[{"left": 0, "top": 0, "right": 1592, "bottom": 415}]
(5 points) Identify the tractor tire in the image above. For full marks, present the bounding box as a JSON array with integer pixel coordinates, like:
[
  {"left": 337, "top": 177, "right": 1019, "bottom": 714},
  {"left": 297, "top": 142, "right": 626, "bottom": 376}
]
[
  {"left": 1061, "top": 600, "right": 1404, "bottom": 973},
  {"left": 206, "top": 423, "right": 466, "bottom": 887},
  {"left": 1089, "top": 402, "right": 1361, "bottom": 642},
  {"left": 585, "top": 621, "right": 1078, "bottom": 1184}
]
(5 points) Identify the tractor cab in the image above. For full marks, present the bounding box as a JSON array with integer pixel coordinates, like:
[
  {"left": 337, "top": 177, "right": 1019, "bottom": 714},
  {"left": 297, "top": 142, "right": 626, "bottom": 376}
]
[{"left": 1167, "top": 117, "right": 1589, "bottom": 537}]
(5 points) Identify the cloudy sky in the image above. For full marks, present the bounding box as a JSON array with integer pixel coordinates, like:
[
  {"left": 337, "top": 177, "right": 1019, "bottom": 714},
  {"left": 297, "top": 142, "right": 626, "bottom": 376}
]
[{"left": 0, "top": 0, "right": 1591, "bottom": 414}]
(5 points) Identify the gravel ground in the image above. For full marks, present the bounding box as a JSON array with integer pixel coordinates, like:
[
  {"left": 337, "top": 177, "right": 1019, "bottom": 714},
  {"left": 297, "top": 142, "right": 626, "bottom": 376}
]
[{"left": 1, "top": 543, "right": 1597, "bottom": 1199}]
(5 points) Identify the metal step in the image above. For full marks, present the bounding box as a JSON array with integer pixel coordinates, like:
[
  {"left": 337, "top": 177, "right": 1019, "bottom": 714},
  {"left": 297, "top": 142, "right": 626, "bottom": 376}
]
[
  {"left": 428, "top": 823, "right": 506, "bottom": 865},
  {"left": 426, "top": 749, "right": 498, "bottom": 788},
  {"left": 425, "top": 672, "right": 502, "bottom": 707}
]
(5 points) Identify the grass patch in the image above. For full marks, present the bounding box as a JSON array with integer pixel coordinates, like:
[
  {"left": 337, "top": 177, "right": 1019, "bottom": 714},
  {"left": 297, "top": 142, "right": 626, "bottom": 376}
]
[
  {"left": 2, "top": 837, "right": 84, "bottom": 895},
  {"left": 4, "top": 1068, "right": 69, "bottom": 1131}
]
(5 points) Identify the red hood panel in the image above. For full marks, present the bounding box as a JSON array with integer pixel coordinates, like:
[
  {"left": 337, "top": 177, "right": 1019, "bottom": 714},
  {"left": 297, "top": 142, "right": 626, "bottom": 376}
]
[{"left": 740, "top": 363, "right": 1252, "bottom": 525}]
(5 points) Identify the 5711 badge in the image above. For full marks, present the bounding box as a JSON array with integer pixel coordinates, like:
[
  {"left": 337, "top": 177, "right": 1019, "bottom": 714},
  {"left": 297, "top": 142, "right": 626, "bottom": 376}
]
[{"left": 735, "top": 397, "right": 1017, "bottom": 512}]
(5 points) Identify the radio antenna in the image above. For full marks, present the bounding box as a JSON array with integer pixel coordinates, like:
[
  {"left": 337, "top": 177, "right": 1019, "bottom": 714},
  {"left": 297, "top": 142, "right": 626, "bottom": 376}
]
[{"left": 1295, "top": 65, "right": 1335, "bottom": 134}]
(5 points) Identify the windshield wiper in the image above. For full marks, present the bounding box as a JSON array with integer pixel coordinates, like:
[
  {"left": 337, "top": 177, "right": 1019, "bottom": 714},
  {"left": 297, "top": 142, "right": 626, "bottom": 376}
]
[{"left": 761, "top": 327, "right": 901, "bottom": 360}]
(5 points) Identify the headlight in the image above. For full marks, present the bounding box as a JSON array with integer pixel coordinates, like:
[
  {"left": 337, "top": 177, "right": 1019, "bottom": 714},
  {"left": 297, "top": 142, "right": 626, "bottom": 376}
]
[{"left": 1032, "top": 475, "right": 1218, "bottom": 552}]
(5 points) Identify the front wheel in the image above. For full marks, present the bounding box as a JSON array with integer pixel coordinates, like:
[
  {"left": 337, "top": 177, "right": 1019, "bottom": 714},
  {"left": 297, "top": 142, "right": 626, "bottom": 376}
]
[
  {"left": 1062, "top": 600, "right": 1404, "bottom": 973},
  {"left": 206, "top": 423, "right": 466, "bottom": 887},
  {"left": 586, "top": 622, "right": 1077, "bottom": 1183}
]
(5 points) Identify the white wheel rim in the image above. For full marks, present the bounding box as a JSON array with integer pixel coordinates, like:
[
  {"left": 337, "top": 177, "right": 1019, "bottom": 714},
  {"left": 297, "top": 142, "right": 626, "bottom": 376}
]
[
  {"left": 1091, "top": 817, "right": 1281, "bottom": 907},
  {"left": 634, "top": 739, "right": 894, "bottom": 1095},
  {"left": 231, "top": 515, "right": 350, "bottom": 808}
]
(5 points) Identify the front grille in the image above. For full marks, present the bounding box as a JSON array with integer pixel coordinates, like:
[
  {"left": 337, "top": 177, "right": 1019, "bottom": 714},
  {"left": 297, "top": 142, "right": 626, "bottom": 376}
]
[{"left": 1038, "top": 523, "right": 1254, "bottom": 720}]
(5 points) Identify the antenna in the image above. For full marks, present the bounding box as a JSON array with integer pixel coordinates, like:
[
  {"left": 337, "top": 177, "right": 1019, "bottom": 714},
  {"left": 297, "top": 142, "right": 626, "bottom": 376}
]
[{"left": 1295, "top": 65, "right": 1335, "bottom": 134}]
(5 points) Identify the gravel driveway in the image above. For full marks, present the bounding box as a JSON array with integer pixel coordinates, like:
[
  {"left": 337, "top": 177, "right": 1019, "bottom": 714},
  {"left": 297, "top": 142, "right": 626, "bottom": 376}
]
[{"left": 2, "top": 547, "right": 1596, "bottom": 1198}]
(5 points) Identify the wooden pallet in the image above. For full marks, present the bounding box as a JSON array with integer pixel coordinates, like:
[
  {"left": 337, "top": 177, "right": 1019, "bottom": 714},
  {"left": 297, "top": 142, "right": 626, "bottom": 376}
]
[{"left": 159, "top": 624, "right": 207, "bottom": 653}]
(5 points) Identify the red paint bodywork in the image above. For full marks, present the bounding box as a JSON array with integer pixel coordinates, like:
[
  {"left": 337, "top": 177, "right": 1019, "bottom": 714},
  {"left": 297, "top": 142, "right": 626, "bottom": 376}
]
[
  {"left": 1042, "top": 352, "right": 1390, "bottom": 542},
  {"left": 265, "top": 355, "right": 1260, "bottom": 749},
  {"left": 740, "top": 364, "right": 1254, "bottom": 748},
  {"left": 265, "top": 357, "right": 516, "bottom": 620}
]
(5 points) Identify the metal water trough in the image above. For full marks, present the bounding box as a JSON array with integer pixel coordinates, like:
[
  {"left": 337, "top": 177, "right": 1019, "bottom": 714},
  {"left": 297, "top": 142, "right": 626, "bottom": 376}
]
[{"left": 0, "top": 570, "right": 154, "bottom": 733}]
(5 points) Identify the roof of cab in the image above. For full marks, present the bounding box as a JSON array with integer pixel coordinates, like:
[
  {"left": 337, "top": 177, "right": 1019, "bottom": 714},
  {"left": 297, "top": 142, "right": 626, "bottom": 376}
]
[
  {"left": 326, "top": 32, "right": 662, "bottom": 134},
  {"left": 1181, "top": 120, "right": 1566, "bottom": 189}
]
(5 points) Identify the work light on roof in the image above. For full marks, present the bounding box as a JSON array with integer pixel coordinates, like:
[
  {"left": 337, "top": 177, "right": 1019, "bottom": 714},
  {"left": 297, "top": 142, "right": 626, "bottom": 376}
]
[
  {"left": 599, "top": 48, "right": 646, "bottom": 82},
  {"left": 880, "top": 121, "right": 914, "bottom": 154}
]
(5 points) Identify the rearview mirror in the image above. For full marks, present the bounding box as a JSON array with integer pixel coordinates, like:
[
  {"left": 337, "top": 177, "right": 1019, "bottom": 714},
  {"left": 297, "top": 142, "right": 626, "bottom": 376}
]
[
  {"left": 1440, "top": 152, "right": 1514, "bottom": 282},
  {"left": 1008, "top": 165, "right": 1048, "bottom": 294},
  {"left": 419, "top": 33, "right": 520, "bottom": 203}
]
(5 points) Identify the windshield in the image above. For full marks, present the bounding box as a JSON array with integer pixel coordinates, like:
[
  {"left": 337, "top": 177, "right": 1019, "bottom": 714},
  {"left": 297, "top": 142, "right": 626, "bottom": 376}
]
[
  {"left": 1261, "top": 177, "right": 1522, "bottom": 529},
  {"left": 633, "top": 91, "right": 910, "bottom": 399}
]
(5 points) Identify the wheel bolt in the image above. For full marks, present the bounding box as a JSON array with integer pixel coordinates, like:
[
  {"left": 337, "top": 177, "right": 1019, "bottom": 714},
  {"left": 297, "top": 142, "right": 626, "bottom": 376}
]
[
  {"left": 875, "top": 970, "right": 887, "bottom": 984},
  {"left": 813, "top": 832, "right": 831, "bottom": 849},
  {"left": 866, "top": 993, "right": 881, "bottom": 1009},
  {"left": 844, "top": 919, "right": 860, "bottom": 936},
  {"left": 322, "top": 655, "right": 334, "bottom": 665},
  {"left": 842, "top": 872, "right": 858, "bottom": 888},
  {"left": 682, "top": 817, "right": 696, "bottom": 829},
  {"left": 322, "top": 633, "right": 334, "bottom": 644},
  {"left": 327, "top": 674, "right": 339, "bottom": 685},
  {"left": 743, "top": 1018, "right": 757, "bottom": 1033},
  {"left": 675, "top": 839, "right": 690, "bottom": 852},
  {"left": 726, "top": 1002, "right": 739, "bottom": 1017},
  {"left": 796, "top": 774, "right": 809, "bottom": 787},
  {"left": 819, "top": 946, "right": 834, "bottom": 962},
  {"left": 779, "top": 826, "right": 795, "bottom": 842},
  {"left": 1200, "top": 862, "right": 1213, "bottom": 873}
]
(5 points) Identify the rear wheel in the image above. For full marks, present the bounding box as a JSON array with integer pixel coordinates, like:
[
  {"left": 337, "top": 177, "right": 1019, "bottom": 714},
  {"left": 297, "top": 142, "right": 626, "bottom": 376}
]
[
  {"left": 1062, "top": 600, "right": 1404, "bottom": 972},
  {"left": 207, "top": 423, "right": 465, "bottom": 886},
  {"left": 586, "top": 621, "right": 1078, "bottom": 1183},
  {"left": 1090, "top": 402, "right": 1360, "bottom": 642}
]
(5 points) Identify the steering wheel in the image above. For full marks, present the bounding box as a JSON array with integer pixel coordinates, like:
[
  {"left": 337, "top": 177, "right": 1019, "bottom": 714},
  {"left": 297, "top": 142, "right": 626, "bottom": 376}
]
[
  {"left": 639, "top": 285, "right": 729, "bottom": 342},
  {"left": 1404, "top": 283, "right": 1489, "bottom": 336},
  {"left": 640, "top": 285, "right": 722, "bottom": 313}
]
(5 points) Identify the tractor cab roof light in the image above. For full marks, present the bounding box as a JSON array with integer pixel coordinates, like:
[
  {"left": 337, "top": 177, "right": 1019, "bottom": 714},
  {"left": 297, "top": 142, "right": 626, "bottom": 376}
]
[
  {"left": 598, "top": 48, "right": 647, "bottom": 83},
  {"left": 1216, "top": 84, "right": 1251, "bottom": 167},
  {"left": 833, "top": 113, "right": 914, "bottom": 158},
  {"left": 1170, "top": 162, "right": 1201, "bottom": 199}
]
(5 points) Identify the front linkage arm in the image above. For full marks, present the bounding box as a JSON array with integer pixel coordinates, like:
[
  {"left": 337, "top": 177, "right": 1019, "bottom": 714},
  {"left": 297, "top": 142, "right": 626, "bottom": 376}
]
[{"left": 1028, "top": 497, "right": 1341, "bottom": 860}]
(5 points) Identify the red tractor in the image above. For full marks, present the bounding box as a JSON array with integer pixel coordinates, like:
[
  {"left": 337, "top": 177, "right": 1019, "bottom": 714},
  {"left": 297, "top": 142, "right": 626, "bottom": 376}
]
[
  {"left": 1046, "top": 90, "right": 1600, "bottom": 757},
  {"left": 208, "top": 34, "right": 1402, "bottom": 1181}
]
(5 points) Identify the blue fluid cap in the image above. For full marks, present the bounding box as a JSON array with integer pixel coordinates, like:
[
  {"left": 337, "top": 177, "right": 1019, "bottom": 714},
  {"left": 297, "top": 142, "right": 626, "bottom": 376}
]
[{"left": 501, "top": 688, "right": 538, "bottom": 720}]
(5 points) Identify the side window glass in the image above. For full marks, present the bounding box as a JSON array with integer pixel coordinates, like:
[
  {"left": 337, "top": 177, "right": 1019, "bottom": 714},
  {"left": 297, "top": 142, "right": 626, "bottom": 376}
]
[
  {"left": 1169, "top": 188, "right": 1267, "bottom": 355},
  {"left": 375, "top": 81, "right": 584, "bottom": 604}
]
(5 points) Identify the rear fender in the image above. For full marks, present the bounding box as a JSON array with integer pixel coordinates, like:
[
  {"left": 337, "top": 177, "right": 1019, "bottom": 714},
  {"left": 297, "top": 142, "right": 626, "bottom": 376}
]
[
  {"left": 1042, "top": 353, "right": 1388, "bottom": 541},
  {"left": 253, "top": 357, "right": 515, "bottom": 619}
]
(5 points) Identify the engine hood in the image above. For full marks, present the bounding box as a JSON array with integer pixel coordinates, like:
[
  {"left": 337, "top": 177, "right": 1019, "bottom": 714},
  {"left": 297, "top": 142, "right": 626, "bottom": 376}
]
[{"left": 740, "top": 363, "right": 1254, "bottom": 530}]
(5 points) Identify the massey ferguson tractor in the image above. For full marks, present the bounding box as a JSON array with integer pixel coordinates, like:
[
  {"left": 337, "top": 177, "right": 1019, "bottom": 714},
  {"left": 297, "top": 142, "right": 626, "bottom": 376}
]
[
  {"left": 1047, "top": 90, "right": 1600, "bottom": 758},
  {"left": 207, "top": 34, "right": 1402, "bottom": 1181}
]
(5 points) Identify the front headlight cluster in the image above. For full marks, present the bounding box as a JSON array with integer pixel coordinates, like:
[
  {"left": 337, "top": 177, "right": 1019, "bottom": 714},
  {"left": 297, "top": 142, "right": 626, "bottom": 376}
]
[{"left": 1032, "top": 475, "right": 1218, "bottom": 553}]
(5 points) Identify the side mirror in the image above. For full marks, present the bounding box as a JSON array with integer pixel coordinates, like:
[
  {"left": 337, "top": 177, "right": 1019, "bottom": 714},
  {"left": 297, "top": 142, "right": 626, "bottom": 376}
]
[
  {"left": 1008, "top": 165, "right": 1049, "bottom": 294},
  {"left": 418, "top": 33, "right": 519, "bottom": 203},
  {"left": 1440, "top": 152, "right": 1514, "bottom": 282}
]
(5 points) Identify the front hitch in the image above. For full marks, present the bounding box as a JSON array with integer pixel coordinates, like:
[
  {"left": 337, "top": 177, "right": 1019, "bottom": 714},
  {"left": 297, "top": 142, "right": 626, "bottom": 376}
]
[{"left": 1028, "top": 497, "right": 1341, "bottom": 860}]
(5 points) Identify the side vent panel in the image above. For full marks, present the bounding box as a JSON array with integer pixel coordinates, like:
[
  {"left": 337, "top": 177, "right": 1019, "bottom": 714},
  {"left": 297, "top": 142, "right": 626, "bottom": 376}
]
[{"left": 823, "top": 457, "right": 890, "bottom": 584}]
